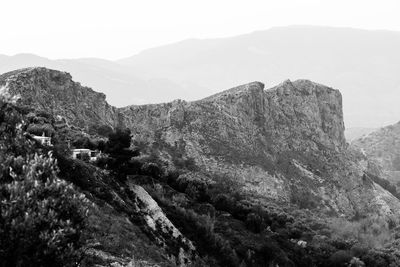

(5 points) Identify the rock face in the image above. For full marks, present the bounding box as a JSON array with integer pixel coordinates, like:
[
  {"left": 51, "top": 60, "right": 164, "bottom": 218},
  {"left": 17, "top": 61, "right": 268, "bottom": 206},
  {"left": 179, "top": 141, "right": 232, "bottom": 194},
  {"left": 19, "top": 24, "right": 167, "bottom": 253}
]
[
  {"left": 0, "top": 68, "right": 120, "bottom": 129},
  {"left": 129, "top": 184, "right": 196, "bottom": 266},
  {"left": 352, "top": 122, "right": 400, "bottom": 185},
  {"left": 122, "top": 80, "right": 345, "bottom": 154},
  {"left": 3, "top": 67, "right": 400, "bottom": 219},
  {"left": 121, "top": 80, "right": 400, "bottom": 218}
]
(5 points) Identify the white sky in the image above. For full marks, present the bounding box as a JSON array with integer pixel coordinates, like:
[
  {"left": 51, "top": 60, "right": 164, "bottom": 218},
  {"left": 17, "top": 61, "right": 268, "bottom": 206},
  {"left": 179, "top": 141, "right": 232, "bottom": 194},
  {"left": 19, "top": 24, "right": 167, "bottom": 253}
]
[{"left": 0, "top": 0, "right": 399, "bottom": 60}]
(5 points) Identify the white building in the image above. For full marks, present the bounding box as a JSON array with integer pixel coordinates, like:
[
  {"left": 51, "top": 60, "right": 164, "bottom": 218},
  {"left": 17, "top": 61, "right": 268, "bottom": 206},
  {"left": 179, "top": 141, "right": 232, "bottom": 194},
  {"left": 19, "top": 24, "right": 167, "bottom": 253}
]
[
  {"left": 72, "top": 148, "right": 99, "bottom": 162},
  {"left": 32, "top": 132, "right": 52, "bottom": 146}
]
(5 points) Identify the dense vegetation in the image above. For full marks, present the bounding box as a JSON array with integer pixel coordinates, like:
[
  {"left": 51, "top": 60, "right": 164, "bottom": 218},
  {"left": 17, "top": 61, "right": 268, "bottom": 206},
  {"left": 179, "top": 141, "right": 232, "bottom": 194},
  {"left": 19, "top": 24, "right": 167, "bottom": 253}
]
[
  {"left": 1, "top": 91, "right": 400, "bottom": 266},
  {"left": 0, "top": 97, "right": 88, "bottom": 267},
  {"left": 130, "top": 148, "right": 400, "bottom": 267}
]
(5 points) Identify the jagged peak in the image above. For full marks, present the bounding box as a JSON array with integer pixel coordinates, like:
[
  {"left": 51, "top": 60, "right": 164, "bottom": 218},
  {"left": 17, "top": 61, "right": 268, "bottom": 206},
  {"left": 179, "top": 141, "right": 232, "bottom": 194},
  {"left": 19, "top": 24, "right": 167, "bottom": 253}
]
[
  {"left": 0, "top": 67, "right": 74, "bottom": 86},
  {"left": 200, "top": 81, "right": 264, "bottom": 102},
  {"left": 0, "top": 67, "right": 108, "bottom": 100},
  {"left": 267, "top": 78, "right": 339, "bottom": 96}
]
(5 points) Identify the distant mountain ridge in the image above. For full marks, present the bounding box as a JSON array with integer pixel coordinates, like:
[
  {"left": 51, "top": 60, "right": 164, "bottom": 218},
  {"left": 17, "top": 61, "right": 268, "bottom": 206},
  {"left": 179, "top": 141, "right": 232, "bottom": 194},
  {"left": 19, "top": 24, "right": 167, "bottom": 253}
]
[
  {"left": 0, "top": 53, "right": 193, "bottom": 107},
  {"left": 118, "top": 26, "right": 400, "bottom": 128},
  {"left": 2, "top": 26, "right": 400, "bottom": 128}
]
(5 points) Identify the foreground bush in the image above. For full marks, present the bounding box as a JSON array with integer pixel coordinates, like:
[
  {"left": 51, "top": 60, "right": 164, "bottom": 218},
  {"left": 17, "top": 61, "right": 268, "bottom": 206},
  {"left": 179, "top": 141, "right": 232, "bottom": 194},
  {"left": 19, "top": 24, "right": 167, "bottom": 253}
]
[{"left": 0, "top": 153, "right": 88, "bottom": 267}]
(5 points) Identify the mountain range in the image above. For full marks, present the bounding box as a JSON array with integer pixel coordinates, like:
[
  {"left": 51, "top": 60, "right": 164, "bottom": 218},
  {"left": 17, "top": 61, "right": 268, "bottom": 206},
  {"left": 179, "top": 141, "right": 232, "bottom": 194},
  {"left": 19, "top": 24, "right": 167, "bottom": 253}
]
[
  {"left": 2, "top": 67, "right": 398, "bottom": 219},
  {"left": 2, "top": 26, "right": 400, "bottom": 131},
  {"left": 2, "top": 67, "right": 400, "bottom": 266}
]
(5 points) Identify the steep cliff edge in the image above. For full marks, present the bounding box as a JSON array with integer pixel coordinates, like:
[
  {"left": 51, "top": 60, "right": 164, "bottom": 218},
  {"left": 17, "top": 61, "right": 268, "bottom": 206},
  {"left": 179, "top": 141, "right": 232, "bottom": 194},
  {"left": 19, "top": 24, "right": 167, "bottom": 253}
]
[
  {"left": 121, "top": 80, "right": 345, "bottom": 154},
  {"left": 0, "top": 67, "right": 120, "bottom": 129},
  {"left": 121, "top": 80, "right": 399, "bottom": 218}
]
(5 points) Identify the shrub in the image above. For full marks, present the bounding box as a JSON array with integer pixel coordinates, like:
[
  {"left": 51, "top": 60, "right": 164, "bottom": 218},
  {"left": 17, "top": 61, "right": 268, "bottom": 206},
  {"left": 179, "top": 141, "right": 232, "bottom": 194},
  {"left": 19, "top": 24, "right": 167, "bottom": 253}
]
[
  {"left": 88, "top": 124, "right": 113, "bottom": 137},
  {"left": 0, "top": 153, "right": 88, "bottom": 267},
  {"left": 258, "top": 241, "right": 293, "bottom": 267},
  {"left": 72, "top": 136, "right": 97, "bottom": 150},
  {"left": 26, "top": 123, "right": 54, "bottom": 137},
  {"left": 328, "top": 250, "right": 353, "bottom": 267},
  {"left": 245, "top": 212, "right": 265, "bottom": 233},
  {"left": 213, "top": 193, "right": 235, "bottom": 211},
  {"left": 140, "top": 162, "right": 162, "bottom": 178}
]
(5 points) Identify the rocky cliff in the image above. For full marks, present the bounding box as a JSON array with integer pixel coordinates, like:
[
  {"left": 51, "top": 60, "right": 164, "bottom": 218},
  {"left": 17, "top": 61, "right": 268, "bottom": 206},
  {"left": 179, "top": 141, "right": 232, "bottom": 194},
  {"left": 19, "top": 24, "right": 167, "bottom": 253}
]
[
  {"left": 121, "top": 80, "right": 399, "bottom": 219},
  {"left": 0, "top": 67, "right": 120, "bottom": 129},
  {"left": 2, "top": 67, "right": 400, "bottom": 219},
  {"left": 4, "top": 67, "right": 400, "bottom": 266}
]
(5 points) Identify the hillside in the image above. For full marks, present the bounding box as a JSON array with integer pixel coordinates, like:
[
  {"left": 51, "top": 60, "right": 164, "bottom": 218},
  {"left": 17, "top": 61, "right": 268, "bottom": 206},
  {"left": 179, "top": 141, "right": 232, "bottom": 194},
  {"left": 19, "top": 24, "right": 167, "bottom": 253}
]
[
  {"left": 352, "top": 121, "right": 400, "bottom": 187},
  {"left": 2, "top": 66, "right": 400, "bottom": 220},
  {"left": 121, "top": 79, "right": 399, "bottom": 219},
  {"left": 2, "top": 67, "right": 400, "bottom": 266}
]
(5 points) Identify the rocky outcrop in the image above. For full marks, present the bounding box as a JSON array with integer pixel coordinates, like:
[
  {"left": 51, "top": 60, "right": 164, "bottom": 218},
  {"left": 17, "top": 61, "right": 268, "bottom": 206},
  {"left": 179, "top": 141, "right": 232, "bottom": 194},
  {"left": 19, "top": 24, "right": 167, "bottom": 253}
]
[
  {"left": 0, "top": 67, "right": 121, "bottom": 129},
  {"left": 129, "top": 184, "right": 196, "bottom": 266},
  {"left": 121, "top": 80, "right": 400, "bottom": 219},
  {"left": 121, "top": 80, "right": 345, "bottom": 154}
]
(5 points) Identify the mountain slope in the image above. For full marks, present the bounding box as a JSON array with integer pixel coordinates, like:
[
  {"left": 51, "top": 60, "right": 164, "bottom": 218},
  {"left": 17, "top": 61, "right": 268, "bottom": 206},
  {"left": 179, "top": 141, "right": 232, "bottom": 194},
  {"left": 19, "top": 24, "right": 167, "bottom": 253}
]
[
  {"left": 3, "top": 67, "right": 399, "bottom": 219},
  {"left": 120, "top": 79, "right": 399, "bottom": 219},
  {"left": 352, "top": 121, "right": 400, "bottom": 186},
  {"left": 3, "top": 67, "right": 400, "bottom": 266}
]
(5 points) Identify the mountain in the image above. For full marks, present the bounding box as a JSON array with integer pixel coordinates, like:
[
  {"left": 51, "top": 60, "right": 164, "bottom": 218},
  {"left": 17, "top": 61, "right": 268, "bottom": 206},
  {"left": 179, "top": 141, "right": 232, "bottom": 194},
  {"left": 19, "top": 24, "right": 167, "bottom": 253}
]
[
  {"left": 119, "top": 25, "right": 400, "bottom": 129},
  {"left": 121, "top": 79, "right": 399, "bottom": 218},
  {"left": 3, "top": 26, "right": 400, "bottom": 129},
  {"left": 3, "top": 67, "right": 399, "bottom": 219},
  {"left": 0, "top": 67, "right": 120, "bottom": 129},
  {"left": 3, "top": 67, "right": 400, "bottom": 266},
  {"left": 0, "top": 53, "right": 192, "bottom": 107},
  {"left": 352, "top": 121, "right": 400, "bottom": 186}
]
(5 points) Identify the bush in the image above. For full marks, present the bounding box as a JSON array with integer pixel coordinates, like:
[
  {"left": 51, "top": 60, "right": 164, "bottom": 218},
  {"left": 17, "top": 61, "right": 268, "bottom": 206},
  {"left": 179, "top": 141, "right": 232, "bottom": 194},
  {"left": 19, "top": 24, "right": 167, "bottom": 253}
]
[
  {"left": 258, "top": 241, "right": 293, "bottom": 267},
  {"left": 245, "top": 212, "right": 265, "bottom": 233},
  {"left": 88, "top": 124, "right": 113, "bottom": 137},
  {"left": 0, "top": 153, "right": 88, "bottom": 267},
  {"left": 26, "top": 123, "right": 54, "bottom": 137},
  {"left": 328, "top": 250, "right": 353, "bottom": 267},
  {"left": 72, "top": 136, "right": 97, "bottom": 150},
  {"left": 140, "top": 162, "right": 162, "bottom": 178}
]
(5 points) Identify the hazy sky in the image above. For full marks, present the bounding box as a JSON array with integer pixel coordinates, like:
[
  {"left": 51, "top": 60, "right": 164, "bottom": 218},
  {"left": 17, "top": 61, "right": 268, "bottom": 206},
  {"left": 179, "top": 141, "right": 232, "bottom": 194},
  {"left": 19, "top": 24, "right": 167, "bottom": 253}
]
[{"left": 1, "top": 0, "right": 399, "bottom": 59}]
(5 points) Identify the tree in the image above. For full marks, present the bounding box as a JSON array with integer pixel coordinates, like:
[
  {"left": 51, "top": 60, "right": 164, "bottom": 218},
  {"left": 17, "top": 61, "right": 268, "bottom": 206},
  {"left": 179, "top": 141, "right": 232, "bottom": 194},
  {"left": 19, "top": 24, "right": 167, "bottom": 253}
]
[{"left": 103, "top": 128, "right": 140, "bottom": 180}]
